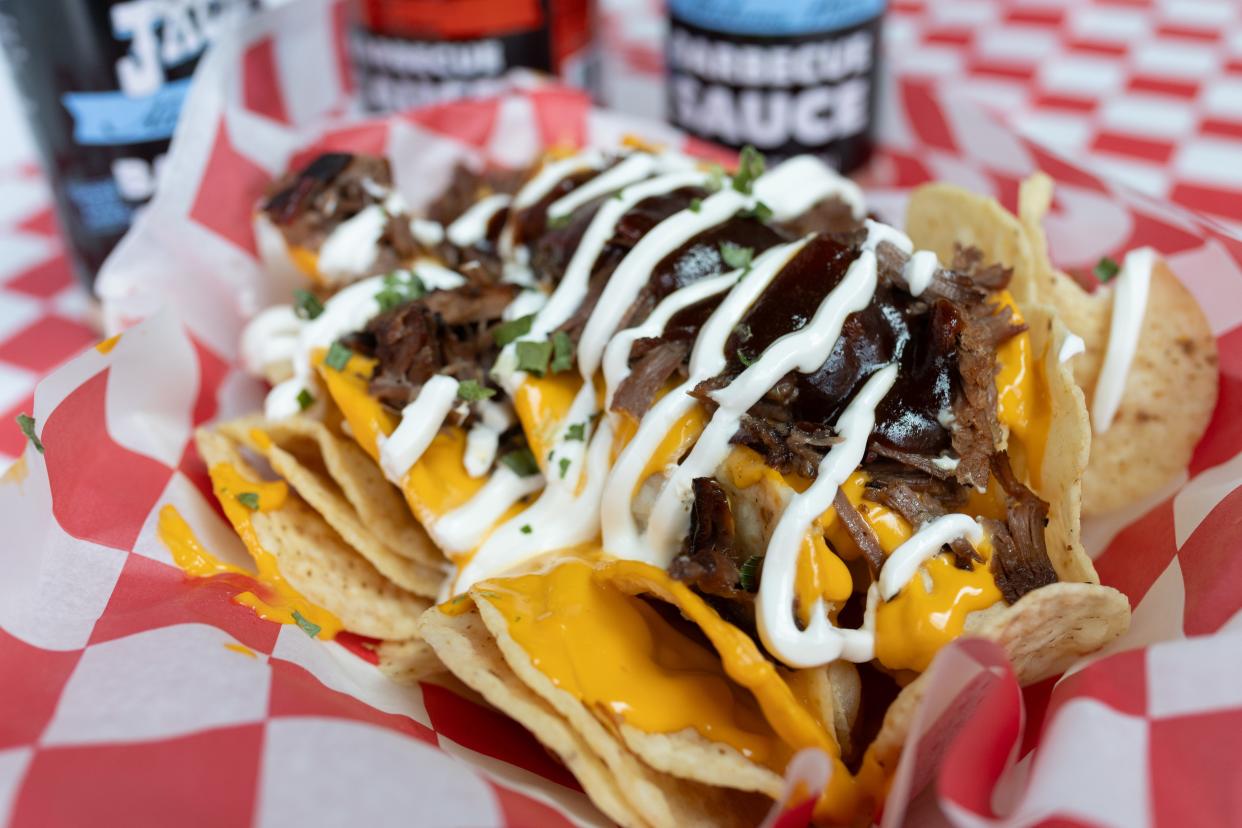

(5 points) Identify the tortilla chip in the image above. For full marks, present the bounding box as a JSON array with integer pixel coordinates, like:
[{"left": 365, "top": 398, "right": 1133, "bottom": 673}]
[
  {"left": 617, "top": 724, "right": 785, "bottom": 799},
  {"left": 469, "top": 595, "right": 773, "bottom": 828},
  {"left": 909, "top": 175, "right": 1219, "bottom": 515},
  {"left": 217, "top": 416, "right": 444, "bottom": 598},
  {"left": 376, "top": 637, "right": 444, "bottom": 685},
  {"left": 869, "top": 581, "right": 1130, "bottom": 777},
  {"left": 904, "top": 182, "right": 1041, "bottom": 305},
  {"left": 195, "top": 427, "right": 428, "bottom": 640},
  {"left": 417, "top": 604, "right": 663, "bottom": 828}
]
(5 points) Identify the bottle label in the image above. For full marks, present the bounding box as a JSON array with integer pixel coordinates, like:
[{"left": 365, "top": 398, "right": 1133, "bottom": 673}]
[{"left": 666, "top": 4, "right": 883, "bottom": 171}]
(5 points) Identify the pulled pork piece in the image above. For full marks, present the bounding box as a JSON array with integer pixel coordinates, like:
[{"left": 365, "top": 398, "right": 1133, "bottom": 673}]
[
  {"left": 669, "top": 478, "right": 742, "bottom": 599},
  {"left": 732, "top": 416, "right": 840, "bottom": 479},
  {"left": 951, "top": 299, "right": 1026, "bottom": 489},
  {"left": 611, "top": 337, "right": 690, "bottom": 419},
  {"left": 988, "top": 453, "right": 1059, "bottom": 603},
  {"left": 832, "top": 489, "right": 885, "bottom": 577},
  {"left": 864, "top": 472, "right": 979, "bottom": 568},
  {"left": 263, "top": 153, "right": 391, "bottom": 248},
  {"left": 352, "top": 283, "right": 516, "bottom": 411},
  {"left": 425, "top": 163, "right": 525, "bottom": 226},
  {"left": 866, "top": 442, "right": 956, "bottom": 480}
]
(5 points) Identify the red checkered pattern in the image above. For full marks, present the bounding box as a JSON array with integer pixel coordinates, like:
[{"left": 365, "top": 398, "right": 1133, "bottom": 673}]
[
  {"left": 0, "top": 166, "right": 97, "bottom": 467},
  {"left": 598, "top": 0, "right": 1242, "bottom": 231},
  {"left": 3, "top": 0, "right": 1242, "bottom": 825}
]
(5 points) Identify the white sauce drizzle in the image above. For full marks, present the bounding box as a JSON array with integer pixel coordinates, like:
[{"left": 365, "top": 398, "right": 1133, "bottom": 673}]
[
  {"left": 546, "top": 152, "right": 694, "bottom": 220},
  {"left": 601, "top": 273, "right": 735, "bottom": 408},
  {"left": 411, "top": 218, "right": 444, "bottom": 247},
  {"left": 751, "top": 154, "right": 865, "bottom": 221},
  {"left": 412, "top": 259, "right": 468, "bottom": 291},
  {"left": 645, "top": 245, "right": 886, "bottom": 565},
  {"left": 904, "top": 250, "right": 939, "bottom": 296},
  {"left": 447, "top": 194, "right": 511, "bottom": 248},
  {"left": 464, "top": 400, "right": 513, "bottom": 478},
  {"left": 377, "top": 375, "right": 459, "bottom": 483},
  {"left": 600, "top": 240, "right": 810, "bottom": 564},
  {"left": 877, "top": 513, "right": 984, "bottom": 601},
  {"left": 756, "top": 365, "right": 897, "bottom": 668},
  {"left": 240, "top": 305, "right": 301, "bottom": 378},
  {"left": 1059, "top": 332, "right": 1085, "bottom": 364},
  {"left": 1092, "top": 247, "right": 1155, "bottom": 433},
  {"left": 317, "top": 205, "right": 387, "bottom": 283},
  {"left": 433, "top": 467, "right": 544, "bottom": 556}
]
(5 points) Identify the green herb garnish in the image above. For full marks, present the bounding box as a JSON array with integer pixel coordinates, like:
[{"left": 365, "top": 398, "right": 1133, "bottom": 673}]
[
  {"left": 520, "top": 524, "right": 533, "bottom": 534},
  {"left": 296, "top": 389, "right": 315, "bottom": 411},
  {"left": 374, "top": 271, "right": 426, "bottom": 311},
  {"left": 515, "top": 340, "right": 553, "bottom": 376},
  {"left": 16, "top": 413, "right": 42, "bottom": 454},
  {"left": 737, "top": 348, "right": 755, "bottom": 367},
  {"left": 550, "top": 331, "right": 575, "bottom": 373},
  {"left": 547, "top": 213, "right": 572, "bottom": 230},
  {"left": 291, "top": 609, "right": 321, "bottom": 638},
  {"left": 500, "top": 447, "right": 540, "bottom": 477},
  {"left": 558, "top": 457, "right": 571, "bottom": 478},
  {"left": 689, "top": 198, "right": 702, "bottom": 213},
  {"left": 732, "top": 145, "right": 765, "bottom": 195},
  {"left": 236, "top": 492, "right": 260, "bottom": 511},
  {"left": 738, "top": 555, "right": 762, "bottom": 591},
  {"left": 1094, "top": 256, "right": 1121, "bottom": 282},
  {"left": 457, "top": 380, "right": 496, "bottom": 401},
  {"left": 720, "top": 242, "right": 754, "bottom": 272},
  {"left": 293, "top": 289, "right": 324, "bottom": 320},
  {"left": 494, "top": 314, "right": 534, "bottom": 347},
  {"left": 324, "top": 341, "right": 353, "bottom": 371},
  {"left": 745, "top": 200, "right": 773, "bottom": 223},
  {"left": 705, "top": 164, "right": 725, "bottom": 193},
  {"left": 565, "top": 423, "right": 586, "bottom": 441}
]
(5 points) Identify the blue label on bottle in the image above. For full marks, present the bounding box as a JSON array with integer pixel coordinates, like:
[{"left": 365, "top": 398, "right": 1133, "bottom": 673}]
[
  {"left": 60, "top": 76, "right": 192, "bottom": 146},
  {"left": 667, "top": 0, "right": 885, "bottom": 37}
]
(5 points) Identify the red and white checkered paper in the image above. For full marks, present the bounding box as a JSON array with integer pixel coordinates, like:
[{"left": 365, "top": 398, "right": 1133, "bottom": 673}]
[{"left": 5, "top": 1, "right": 1242, "bottom": 825}]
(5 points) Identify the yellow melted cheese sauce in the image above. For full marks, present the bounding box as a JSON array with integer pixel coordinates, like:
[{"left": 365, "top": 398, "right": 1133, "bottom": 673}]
[
  {"left": 157, "top": 465, "right": 343, "bottom": 638},
  {"left": 995, "top": 293, "right": 1051, "bottom": 487},
  {"left": 470, "top": 556, "right": 872, "bottom": 823}
]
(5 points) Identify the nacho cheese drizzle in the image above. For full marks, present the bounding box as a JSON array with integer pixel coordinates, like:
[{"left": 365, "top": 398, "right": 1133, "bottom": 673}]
[{"left": 1093, "top": 246, "right": 1155, "bottom": 433}]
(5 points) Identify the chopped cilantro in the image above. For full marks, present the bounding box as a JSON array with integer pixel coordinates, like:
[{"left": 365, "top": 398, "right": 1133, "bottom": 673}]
[
  {"left": 236, "top": 492, "right": 260, "bottom": 511},
  {"left": 719, "top": 241, "right": 754, "bottom": 272},
  {"left": 457, "top": 380, "right": 496, "bottom": 401},
  {"left": 689, "top": 198, "right": 702, "bottom": 213},
  {"left": 738, "top": 555, "right": 762, "bottom": 591},
  {"left": 293, "top": 289, "right": 324, "bottom": 320},
  {"left": 374, "top": 271, "right": 426, "bottom": 311},
  {"left": 613, "top": 189, "right": 626, "bottom": 201},
  {"left": 546, "top": 213, "right": 572, "bottom": 230},
  {"left": 732, "top": 145, "right": 765, "bottom": 195},
  {"left": 291, "top": 609, "right": 321, "bottom": 638},
  {"left": 324, "top": 341, "right": 353, "bottom": 371},
  {"left": 737, "top": 348, "right": 755, "bottom": 367},
  {"left": 558, "top": 457, "right": 571, "bottom": 478},
  {"left": 565, "top": 422, "right": 586, "bottom": 441},
  {"left": 520, "top": 524, "right": 533, "bottom": 534},
  {"left": 296, "top": 389, "right": 315, "bottom": 411},
  {"left": 1094, "top": 256, "right": 1120, "bottom": 282},
  {"left": 515, "top": 340, "right": 553, "bottom": 376},
  {"left": 550, "top": 331, "right": 574, "bottom": 373},
  {"left": 15, "top": 413, "right": 42, "bottom": 454},
  {"left": 493, "top": 314, "right": 534, "bottom": 347},
  {"left": 705, "top": 164, "right": 725, "bottom": 193},
  {"left": 745, "top": 201, "right": 773, "bottom": 223},
  {"left": 500, "top": 447, "right": 540, "bottom": 477}
]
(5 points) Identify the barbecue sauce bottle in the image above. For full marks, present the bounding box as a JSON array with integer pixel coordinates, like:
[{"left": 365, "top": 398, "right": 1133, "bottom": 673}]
[
  {"left": 665, "top": 0, "right": 884, "bottom": 173},
  {"left": 350, "top": 0, "right": 595, "bottom": 113}
]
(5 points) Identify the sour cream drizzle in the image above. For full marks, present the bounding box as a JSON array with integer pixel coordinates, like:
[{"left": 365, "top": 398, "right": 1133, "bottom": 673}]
[
  {"left": 1092, "top": 247, "right": 1155, "bottom": 433},
  {"left": 377, "top": 375, "right": 460, "bottom": 483},
  {"left": 877, "top": 514, "right": 983, "bottom": 601},
  {"left": 756, "top": 365, "right": 897, "bottom": 668},
  {"left": 447, "top": 194, "right": 511, "bottom": 248}
]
